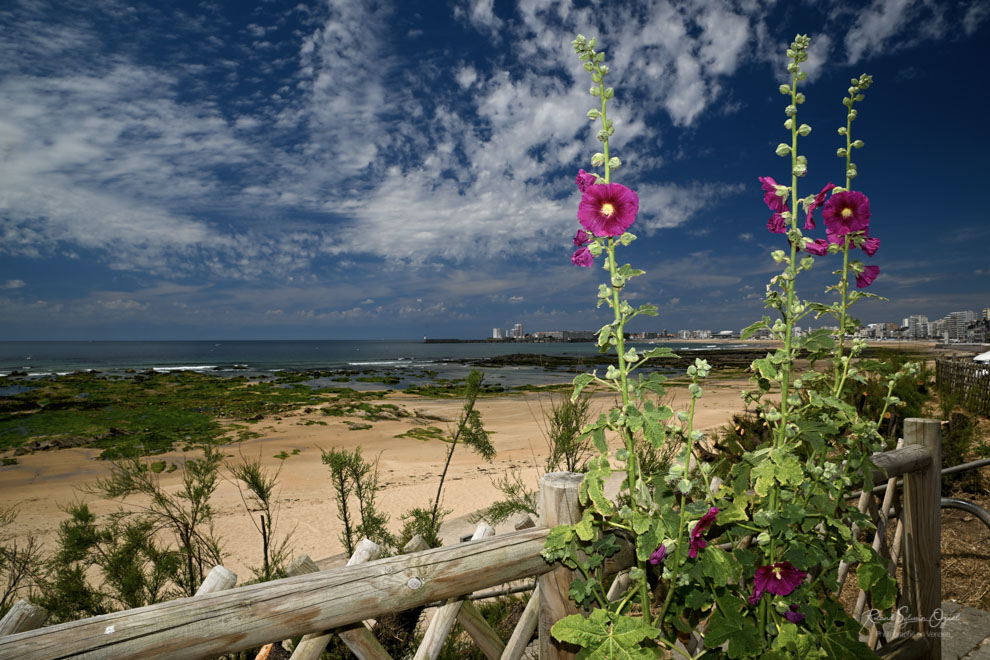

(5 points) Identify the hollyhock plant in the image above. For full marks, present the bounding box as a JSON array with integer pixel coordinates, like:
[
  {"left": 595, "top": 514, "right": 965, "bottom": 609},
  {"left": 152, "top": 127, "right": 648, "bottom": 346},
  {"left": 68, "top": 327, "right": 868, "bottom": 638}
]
[
  {"left": 575, "top": 169, "right": 598, "bottom": 193},
  {"left": 856, "top": 264, "right": 880, "bottom": 288},
  {"left": 688, "top": 507, "right": 719, "bottom": 559},
  {"left": 861, "top": 236, "right": 880, "bottom": 257},
  {"left": 578, "top": 183, "right": 639, "bottom": 237},
  {"left": 573, "top": 228, "right": 592, "bottom": 247},
  {"left": 784, "top": 604, "right": 805, "bottom": 623},
  {"left": 649, "top": 544, "right": 667, "bottom": 566},
  {"left": 804, "top": 238, "right": 829, "bottom": 256},
  {"left": 571, "top": 246, "right": 594, "bottom": 268},
  {"left": 805, "top": 182, "right": 837, "bottom": 229},
  {"left": 823, "top": 190, "right": 870, "bottom": 238},
  {"left": 759, "top": 176, "right": 789, "bottom": 212},
  {"left": 748, "top": 562, "right": 807, "bottom": 605}
]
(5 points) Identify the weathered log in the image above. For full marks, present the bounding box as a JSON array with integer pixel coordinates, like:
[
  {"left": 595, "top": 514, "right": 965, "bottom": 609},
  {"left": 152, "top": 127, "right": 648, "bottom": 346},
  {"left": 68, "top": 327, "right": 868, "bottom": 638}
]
[
  {"left": 0, "top": 527, "right": 554, "bottom": 660},
  {"left": 537, "top": 471, "right": 583, "bottom": 660},
  {"left": 414, "top": 524, "right": 495, "bottom": 660},
  {"left": 500, "top": 587, "right": 539, "bottom": 660},
  {"left": 456, "top": 600, "right": 505, "bottom": 660},
  {"left": 195, "top": 565, "right": 238, "bottom": 596},
  {"left": 900, "top": 419, "right": 941, "bottom": 660},
  {"left": 290, "top": 539, "right": 391, "bottom": 660},
  {"left": 0, "top": 600, "right": 49, "bottom": 636}
]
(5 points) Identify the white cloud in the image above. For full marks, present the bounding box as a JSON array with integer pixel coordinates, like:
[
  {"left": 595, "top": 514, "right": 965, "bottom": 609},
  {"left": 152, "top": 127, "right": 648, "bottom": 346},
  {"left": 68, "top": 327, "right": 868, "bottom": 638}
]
[
  {"left": 2, "top": 279, "right": 25, "bottom": 289},
  {"left": 963, "top": 2, "right": 990, "bottom": 35}
]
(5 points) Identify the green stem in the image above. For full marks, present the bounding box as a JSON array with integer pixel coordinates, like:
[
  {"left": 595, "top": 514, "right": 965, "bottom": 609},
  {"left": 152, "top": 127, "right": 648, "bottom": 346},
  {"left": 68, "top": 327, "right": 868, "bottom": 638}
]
[{"left": 832, "top": 236, "right": 852, "bottom": 396}]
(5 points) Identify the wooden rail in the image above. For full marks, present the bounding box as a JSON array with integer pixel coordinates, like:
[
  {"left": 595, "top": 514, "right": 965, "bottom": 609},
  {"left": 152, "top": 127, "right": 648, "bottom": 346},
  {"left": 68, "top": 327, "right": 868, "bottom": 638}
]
[{"left": 0, "top": 419, "right": 944, "bottom": 660}]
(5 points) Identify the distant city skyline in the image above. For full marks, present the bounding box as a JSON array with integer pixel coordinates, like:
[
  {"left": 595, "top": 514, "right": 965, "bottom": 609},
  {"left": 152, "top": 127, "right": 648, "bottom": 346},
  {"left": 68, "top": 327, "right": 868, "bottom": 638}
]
[{"left": 1, "top": 1, "right": 989, "bottom": 341}]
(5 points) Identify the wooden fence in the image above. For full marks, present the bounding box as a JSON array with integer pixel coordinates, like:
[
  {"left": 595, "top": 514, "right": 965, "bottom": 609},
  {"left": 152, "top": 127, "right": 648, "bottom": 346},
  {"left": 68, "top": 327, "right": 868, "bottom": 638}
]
[
  {"left": 0, "top": 419, "right": 944, "bottom": 659},
  {"left": 936, "top": 356, "right": 990, "bottom": 416}
]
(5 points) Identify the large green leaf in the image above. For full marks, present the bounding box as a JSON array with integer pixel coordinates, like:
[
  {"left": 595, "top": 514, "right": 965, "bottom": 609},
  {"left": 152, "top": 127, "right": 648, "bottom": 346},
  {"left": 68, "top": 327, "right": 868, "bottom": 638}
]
[
  {"left": 551, "top": 610, "right": 659, "bottom": 659},
  {"left": 704, "top": 594, "right": 764, "bottom": 658}
]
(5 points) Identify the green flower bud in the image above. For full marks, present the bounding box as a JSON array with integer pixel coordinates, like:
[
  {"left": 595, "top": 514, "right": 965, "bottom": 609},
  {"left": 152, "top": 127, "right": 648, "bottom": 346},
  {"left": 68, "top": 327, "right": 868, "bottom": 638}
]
[
  {"left": 787, "top": 62, "right": 798, "bottom": 73},
  {"left": 587, "top": 37, "right": 596, "bottom": 49},
  {"left": 615, "top": 448, "right": 629, "bottom": 462},
  {"left": 597, "top": 284, "right": 610, "bottom": 298},
  {"left": 779, "top": 84, "right": 791, "bottom": 95},
  {"left": 838, "top": 126, "right": 848, "bottom": 135},
  {"left": 596, "top": 129, "right": 608, "bottom": 142},
  {"left": 842, "top": 97, "right": 853, "bottom": 108},
  {"left": 852, "top": 139, "right": 864, "bottom": 148},
  {"left": 591, "top": 152, "right": 605, "bottom": 166},
  {"left": 855, "top": 93, "right": 864, "bottom": 102},
  {"left": 611, "top": 273, "right": 625, "bottom": 288},
  {"left": 591, "top": 71, "right": 602, "bottom": 83},
  {"left": 795, "top": 93, "right": 806, "bottom": 104},
  {"left": 786, "top": 49, "right": 795, "bottom": 58},
  {"left": 587, "top": 109, "right": 599, "bottom": 120},
  {"left": 775, "top": 143, "right": 791, "bottom": 156},
  {"left": 583, "top": 62, "right": 594, "bottom": 72},
  {"left": 784, "top": 118, "right": 794, "bottom": 130},
  {"left": 595, "top": 51, "right": 605, "bottom": 63},
  {"left": 603, "top": 87, "right": 614, "bottom": 99},
  {"left": 619, "top": 231, "right": 635, "bottom": 246},
  {"left": 771, "top": 249, "right": 786, "bottom": 263},
  {"left": 590, "top": 86, "right": 600, "bottom": 97},
  {"left": 785, "top": 105, "right": 797, "bottom": 117},
  {"left": 793, "top": 161, "right": 807, "bottom": 176},
  {"left": 588, "top": 241, "right": 602, "bottom": 256},
  {"left": 796, "top": 71, "right": 807, "bottom": 81},
  {"left": 846, "top": 167, "right": 858, "bottom": 179},
  {"left": 848, "top": 109, "right": 858, "bottom": 120},
  {"left": 608, "top": 156, "right": 621, "bottom": 170},
  {"left": 798, "top": 123, "right": 811, "bottom": 136},
  {"left": 599, "top": 64, "right": 609, "bottom": 75},
  {"left": 837, "top": 147, "right": 847, "bottom": 157}
]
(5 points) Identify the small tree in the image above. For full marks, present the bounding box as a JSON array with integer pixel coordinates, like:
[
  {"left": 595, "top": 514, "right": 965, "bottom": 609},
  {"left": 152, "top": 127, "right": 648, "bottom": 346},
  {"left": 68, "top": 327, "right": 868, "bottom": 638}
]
[
  {"left": 0, "top": 506, "right": 43, "bottom": 619},
  {"left": 322, "top": 447, "right": 393, "bottom": 555},
  {"left": 229, "top": 453, "right": 295, "bottom": 582}
]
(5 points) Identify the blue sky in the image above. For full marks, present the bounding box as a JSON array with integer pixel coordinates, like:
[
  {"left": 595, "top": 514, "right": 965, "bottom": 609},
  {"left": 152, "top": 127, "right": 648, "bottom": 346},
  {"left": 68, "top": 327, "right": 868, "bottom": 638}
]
[{"left": 1, "top": 0, "right": 988, "bottom": 340}]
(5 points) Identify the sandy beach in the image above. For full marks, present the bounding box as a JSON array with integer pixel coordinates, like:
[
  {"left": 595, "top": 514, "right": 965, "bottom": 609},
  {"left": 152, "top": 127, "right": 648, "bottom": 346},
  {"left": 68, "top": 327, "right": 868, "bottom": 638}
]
[{"left": 0, "top": 380, "right": 753, "bottom": 578}]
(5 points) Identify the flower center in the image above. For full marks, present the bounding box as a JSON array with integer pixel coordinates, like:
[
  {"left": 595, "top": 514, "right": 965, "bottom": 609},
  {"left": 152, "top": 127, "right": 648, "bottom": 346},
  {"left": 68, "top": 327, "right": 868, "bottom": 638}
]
[
  {"left": 600, "top": 203, "right": 615, "bottom": 216},
  {"left": 841, "top": 207, "right": 853, "bottom": 218},
  {"left": 773, "top": 566, "right": 783, "bottom": 579}
]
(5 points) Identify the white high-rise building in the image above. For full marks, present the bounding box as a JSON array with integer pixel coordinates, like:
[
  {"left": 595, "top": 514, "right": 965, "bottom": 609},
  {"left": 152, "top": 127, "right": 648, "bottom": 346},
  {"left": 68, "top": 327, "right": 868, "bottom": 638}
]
[
  {"left": 907, "top": 315, "right": 929, "bottom": 340},
  {"left": 512, "top": 323, "right": 524, "bottom": 339},
  {"left": 493, "top": 328, "right": 505, "bottom": 339}
]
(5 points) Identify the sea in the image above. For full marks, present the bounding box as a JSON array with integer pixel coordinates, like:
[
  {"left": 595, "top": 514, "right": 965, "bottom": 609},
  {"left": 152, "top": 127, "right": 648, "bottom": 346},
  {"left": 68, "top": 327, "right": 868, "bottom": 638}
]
[{"left": 0, "top": 340, "right": 743, "bottom": 390}]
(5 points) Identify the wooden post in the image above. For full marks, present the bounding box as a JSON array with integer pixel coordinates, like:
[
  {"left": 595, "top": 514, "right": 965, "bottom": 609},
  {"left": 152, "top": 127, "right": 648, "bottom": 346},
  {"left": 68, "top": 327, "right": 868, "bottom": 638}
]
[
  {"left": 456, "top": 599, "right": 505, "bottom": 660},
  {"left": 0, "top": 600, "right": 49, "bottom": 636},
  {"left": 194, "top": 566, "right": 237, "bottom": 596},
  {"left": 414, "top": 524, "right": 495, "bottom": 660},
  {"left": 901, "top": 418, "right": 941, "bottom": 660},
  {"left": 500, "top": 587, "right": 539, "bottom": 660},
  {"left": 290, "top": 539, "right": 391, "bottom": 660},
  {"left": 537, "top": 471, "right": 583, "bottom": 660}
]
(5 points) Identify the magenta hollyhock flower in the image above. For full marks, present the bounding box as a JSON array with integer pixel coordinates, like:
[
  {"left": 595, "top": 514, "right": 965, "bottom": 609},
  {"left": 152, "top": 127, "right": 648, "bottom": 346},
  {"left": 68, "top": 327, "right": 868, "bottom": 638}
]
[
  {"left": 759, "top": 176, "right": 788, "bottom": 213},
  {"left": 578, "top": 183, "right": 639, "bottom": 237},
  {"left": 649, "top": 544, "right": 667, "bottom": 566},
  {"left": 688, "top": 507, "right": 719, "bottom": 559},
  {"left": 861, "top": 236, "right": 880, "bottom": 257},
  {"left": 856, "top": 264, "right": 879, "bottom": 288},
  {"left": 571, "top": 246, "right": 594, "bottom": 268},
  {"left": 823, "top": 190, "right": 870, "bottom": 239},
  {"left": 805, "top": 182, "right": 837, "bottom": 230},
  {"left": 575, "top": 169, "right": 598, "bottom": 193},
  {"left": 767, "top": 212, "right": 787, "bottom": 234},
  {"left": 804, "top": 238, "right": 829, "bottom": 256},
  {"left": 748, "top": 562, "right": 807, "bottom": 605},
  {"left": 573, "top": 229, "right": 592, "bottom": 247},
  {"left": 784, "top": 604, "right": 805, "bottom": 623}
]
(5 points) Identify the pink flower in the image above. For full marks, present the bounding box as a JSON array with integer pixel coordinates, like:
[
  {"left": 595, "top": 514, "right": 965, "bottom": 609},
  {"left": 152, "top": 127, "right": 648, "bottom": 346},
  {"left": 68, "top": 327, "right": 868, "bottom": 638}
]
[
  {"left": 804, "top": 238, "right": 829, "bottom": 256},
  {"left": 856, "top": 264, "right": 879, "bottom": 288},
  {"left": 759, "top": 176, "right": 788, "bottom": 213},
  {"left": 805, "top": 182, "right": 837, "bottom": 230},
  {"left": 649, "top": 544, "right": 667, "bottom": 565},
  {"left": 575, "top": 169, "right": 598, "bottom": 193},
  {"left": 861, "top": 236, "right": 880, "bottom": 257},
  {"left": 748, "top": 562, "right": 807, "bottom": 605},
  {"left": 767, "top": 212, "right": 787, "bottom": 234},
  {"left": 784, "top": 604, "right": 805, "bottom": 623},
  {"left": 688, "top": 507, "right": 719, "bottom": 559},
  {"left": 578, "top": 183, "right": 639, "bottom": 237},
  {"left": 823, "top": 190, "right": 870, "bottom": 239},
  {"left": 573, "top": 229, "right": 592, "bottom": 247},
  {"left": 571, "top": 246, "right": 594, "bottom": 268}
]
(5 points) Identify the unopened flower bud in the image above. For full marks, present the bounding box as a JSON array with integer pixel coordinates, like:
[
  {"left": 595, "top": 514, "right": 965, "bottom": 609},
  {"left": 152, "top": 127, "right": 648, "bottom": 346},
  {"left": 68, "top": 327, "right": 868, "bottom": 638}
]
[
  {"left": 608, "top": 156, "right": 621, "bottom": 170},
  {"left": 587, "top": 109, "right": 599, "bottom": 120},
  {"left": 838, "top": 127, "right": 847, "bottom": 135},
  {"left": 848, "top": 109, "right": 858, "bottom": 120},
  {"left": 794, "top": 93, "right": 806, "bottom": 104},
  {"left": 852, "top": 139, "right": 864, "bottom": 148},
  {"left": 837, "top": 147, "right": 847, "bottom": 157},
  {"left": 784, "top": 118, "right": 794, "bottom": 130},
  {"left": 776, "top": 143, "right": 791, "bottom": 156},
  {"left": 591, "top": 71, "right": 602, "bottom": 83},
  {"left": 587, "top": 37, "right": 596, "bottom": 49},
  {"left": 588, "top": 242, "right": 602, "bottom": 256},
  {"left": 779, "top": 84, "right": 791, "bottom": 95},
  {"left": 590, "top": 86, "right": 600, "bottom": 96},
  {"left": 787, "top": 62, "right": 798, "bottom": 73},
  {"left": 796, "top": 71, "right": 807, "bottom": 81},
  {"left": 591, "top": 152, "right": 605, "bottom": 166},
  {"left": 599, "top": 65, "right": 609, "bottom": 75},
  {"left": 583, "top": 62, "right": 594, "bottom": 72},
  {"left": 603, "top": 87, "right": 614, "bottom": 99},
  {"left": 798, "top": 123, "right": 811, "bottom": 136},
  {"left": 619, "top": 232, "right": 635, "bottom": 246}
]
